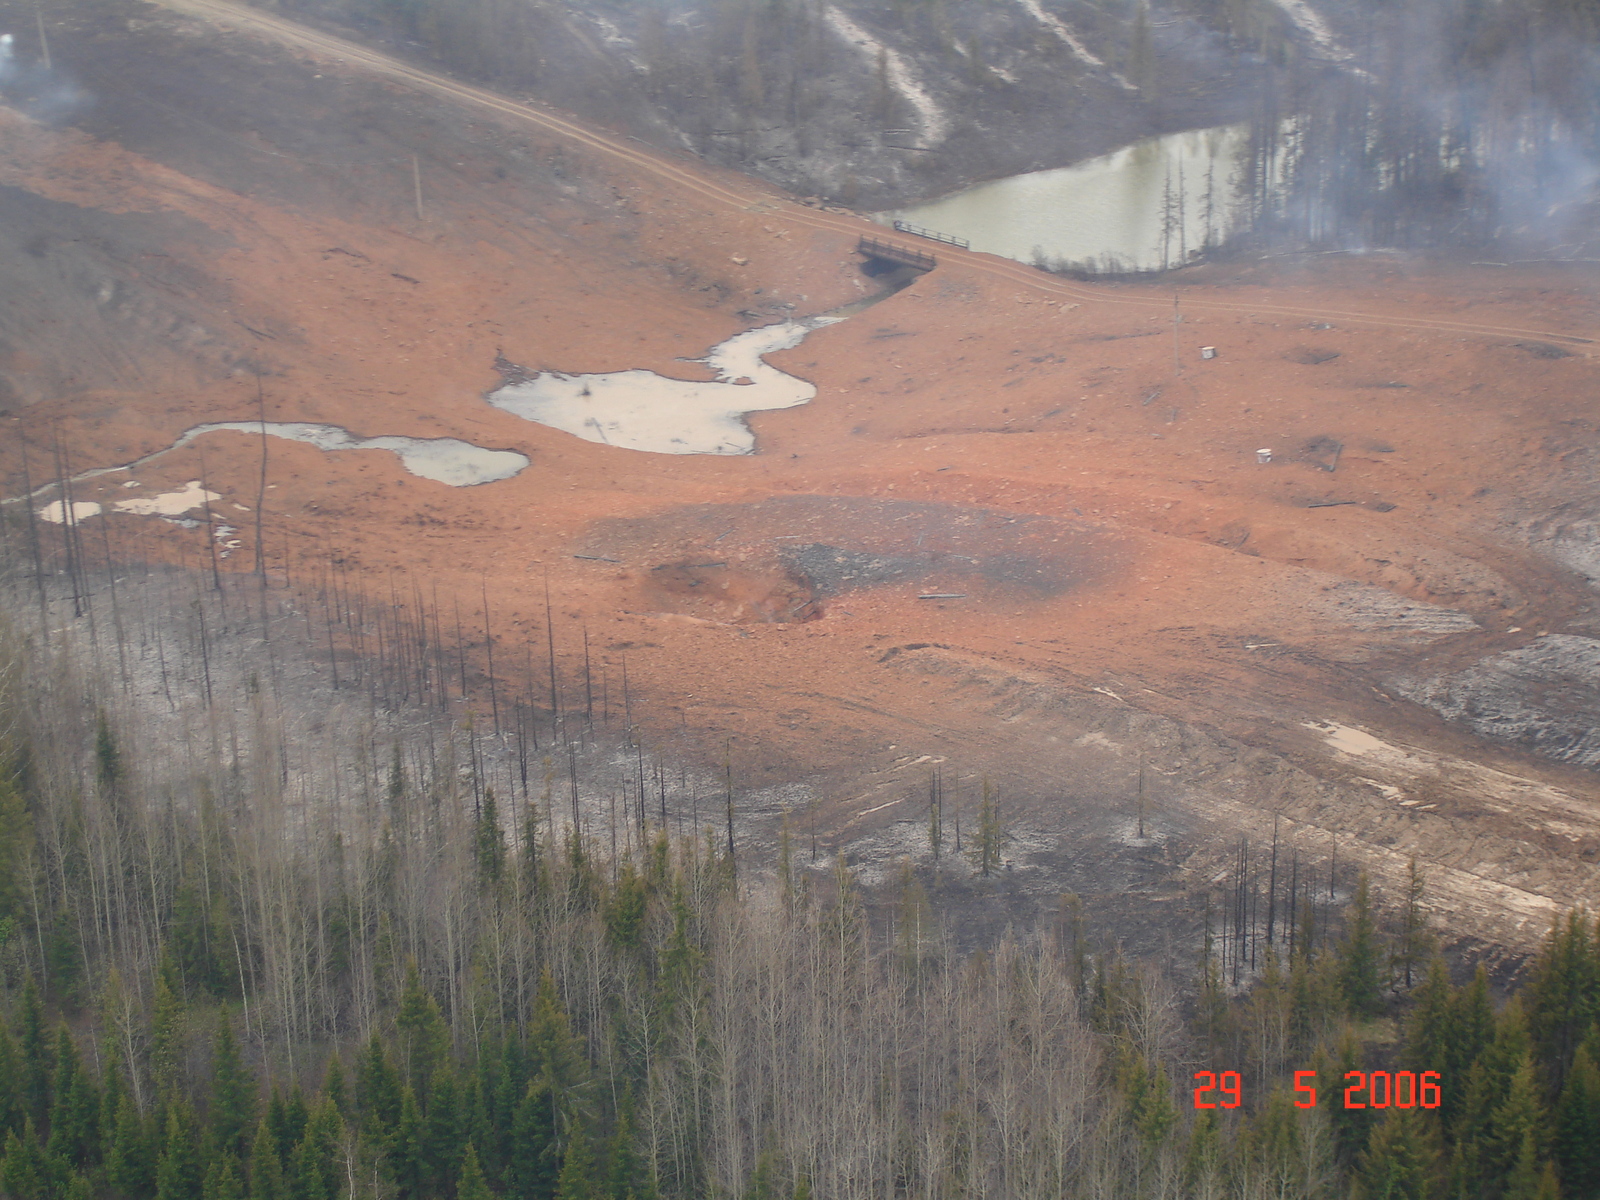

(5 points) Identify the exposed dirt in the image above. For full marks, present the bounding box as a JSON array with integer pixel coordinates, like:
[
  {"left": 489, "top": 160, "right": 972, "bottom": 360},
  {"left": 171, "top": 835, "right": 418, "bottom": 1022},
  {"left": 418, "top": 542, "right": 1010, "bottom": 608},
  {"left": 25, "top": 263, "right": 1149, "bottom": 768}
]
[{"left": 5, "top": 0, "right": 1600, "bottom": 963}]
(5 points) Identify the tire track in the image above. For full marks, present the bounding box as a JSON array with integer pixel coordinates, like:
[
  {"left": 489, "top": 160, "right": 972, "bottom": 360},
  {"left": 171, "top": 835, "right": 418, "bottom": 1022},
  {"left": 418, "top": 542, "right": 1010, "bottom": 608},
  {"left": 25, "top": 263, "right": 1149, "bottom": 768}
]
[{"left": 153, "top": 0, "right": 1600, "bottom": 350}]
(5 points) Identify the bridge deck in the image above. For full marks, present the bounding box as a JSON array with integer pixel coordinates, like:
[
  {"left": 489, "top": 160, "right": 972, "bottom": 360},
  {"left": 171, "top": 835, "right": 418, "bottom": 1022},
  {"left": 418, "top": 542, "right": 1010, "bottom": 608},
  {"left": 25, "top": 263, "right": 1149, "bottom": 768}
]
[{"left": 857, "top": 236, "right": 938, "bottom": 272}]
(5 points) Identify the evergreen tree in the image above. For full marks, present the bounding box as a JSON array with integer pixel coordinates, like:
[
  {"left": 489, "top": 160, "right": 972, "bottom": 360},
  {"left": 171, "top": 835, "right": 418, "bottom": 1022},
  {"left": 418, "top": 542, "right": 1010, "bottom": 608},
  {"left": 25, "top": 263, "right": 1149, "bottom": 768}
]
[
  {"left": 527, "top": 971, "right": 588, "bottom": 1127},
  {"left": 388, "top": 1087, "right": 425, "bottom": 1199},
  {"left": 1488, "top": 1059, "right": 1549, "bottom": 1195},
  {"left": 1502, "top": 1130, "right": 1546, "bottom": 1200},
  {"left": 1, "top": 1120, "right": 59, "bottom": 1200},
  {"left": 1554, "top": 1039, "right": 1600, "bottom": 1199},
  {"left": 605, "top": 1089, "right": 654, "bottom": 1200},
  {"left": 457, "top": 1143, "right": 493, "bottom": 1200},
  {"left": 287, "top": 1096, "right": 344, "bottom": 1200},
  {"left": 1392, "top": 857, "right": 1433, "bottom": 990},
  {"left": 17, "top": 977, "right": 50, "bottom": 1131},
  {"left": 353, "top": 1035, "right": 402, "bottom": 1142},
  {"left": 1245, "top": 1086, "right": 1303, "bottom": 1193},
  {"left": 245, "top": 1118, "right": 284, "bottom": 1200},
  {"left": 149, "top": 960, "right": 188, "bottom": 1106},
  {"left": 476, "top": 788, "right": 507, "bottom": 887},
  {"left": 1122, "top": 1054, "right": 1176, "bottom": 1152},
  {"left": 0, "top": 1020, "right": 22, "bottom": 1140},
  {"left": 396, "top": 964, "right": 449, "bottom": 1098},
  {"left": 553, "top": 1123, "right": 600, "bottom": 1200},
  {"left": 209, "top": 1015, "right": 256, "bottom": 1163},
  {"left": 1181, "top": 1108, "right": 1221, "bottom": 1192},
  {"left": 106, "top": 1092, "right": 157, "bottom": 1200},
  {"left": 1404, "top": 957, "right": 1454, "bottom": 1076},
  {"left": 1526, "top": 909, "right": 1598, "bottom": 1088},
  {"left": 1340, "top": 872, "right": 1385, "bottom": 1017},
  {"left": 154, "top": 1105, "right": 206, "bottom": 1200},
  {"left": 1354, "top": 1107, "right": 1437, "bottom": 1200},
  {"left": 321, "top": 1055, "right": 350, "bottom": 1126},
  {"left": 1445, "top": 965, "right": 1497, "bottom": 1130},
  {"left": 604, "top": 861, "right": 648, "bottom": 953},
  {"left": 265, "top": 1090, "right": 308, "bottom": 1169},
  {"left": 970, "top": 778, "right": 1001, "bottom": 877},
  {"left": 1315, "top": 1030, "right": 1373, "bottom": 1167},
  {"left": 202, "top": 1158, "right": 245, "bottom": 1200},
  {"left": 46, "top": 1027, "right": 99, "bottom": 1169},
  {"left": 419, "top": 1066, "right": 465, "bottom": 1196},
  {"left": 505, "top": 1081, "right": 560, "bottom": 1200}
]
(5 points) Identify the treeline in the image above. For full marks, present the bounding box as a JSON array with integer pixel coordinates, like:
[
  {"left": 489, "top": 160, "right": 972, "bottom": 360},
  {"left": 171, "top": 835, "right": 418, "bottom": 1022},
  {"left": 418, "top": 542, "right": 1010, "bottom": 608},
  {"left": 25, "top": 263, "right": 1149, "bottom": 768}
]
[
  {"left": 0, "top": 601, "right": 1599, "bottom": 1197},
  {"left": 1231, "top": 0, "right": 1600, "bottom": 251}
]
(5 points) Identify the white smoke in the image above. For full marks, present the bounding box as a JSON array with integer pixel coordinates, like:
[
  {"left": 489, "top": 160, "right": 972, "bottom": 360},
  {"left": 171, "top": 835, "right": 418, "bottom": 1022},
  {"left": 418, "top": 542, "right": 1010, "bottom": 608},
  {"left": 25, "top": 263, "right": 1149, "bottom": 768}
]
[{"left": 0, "top": 28, "right": 88, "bottom": 122}]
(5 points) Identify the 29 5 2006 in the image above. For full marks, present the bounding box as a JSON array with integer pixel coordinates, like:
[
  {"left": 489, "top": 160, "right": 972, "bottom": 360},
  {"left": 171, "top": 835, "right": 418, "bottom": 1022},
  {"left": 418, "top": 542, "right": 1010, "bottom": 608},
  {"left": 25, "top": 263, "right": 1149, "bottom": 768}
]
[{"left": 1193, "top": 1070, "right": 1442, "bottom": 1110}]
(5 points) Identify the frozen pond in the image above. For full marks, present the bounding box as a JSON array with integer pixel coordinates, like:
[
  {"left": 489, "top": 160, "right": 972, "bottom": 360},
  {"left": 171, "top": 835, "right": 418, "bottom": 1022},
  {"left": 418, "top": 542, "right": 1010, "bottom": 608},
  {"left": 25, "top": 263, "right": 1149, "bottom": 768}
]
[
  {"left": 487, "top": 317, "right": 841, "bottom": 455},
  {"left": 179, "top": 423, "right": 529, "bottom": 486},
  {"left": 878, "top": 124, "right": 1253, "bottom": 273}
]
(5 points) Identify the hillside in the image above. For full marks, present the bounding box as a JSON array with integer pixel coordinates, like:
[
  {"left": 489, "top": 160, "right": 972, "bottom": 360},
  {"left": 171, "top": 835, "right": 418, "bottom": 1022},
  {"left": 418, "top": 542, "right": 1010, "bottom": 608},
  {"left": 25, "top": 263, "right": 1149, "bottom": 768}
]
[{"left": 0, "top": 0, "right": 1598, "bottom": 975}]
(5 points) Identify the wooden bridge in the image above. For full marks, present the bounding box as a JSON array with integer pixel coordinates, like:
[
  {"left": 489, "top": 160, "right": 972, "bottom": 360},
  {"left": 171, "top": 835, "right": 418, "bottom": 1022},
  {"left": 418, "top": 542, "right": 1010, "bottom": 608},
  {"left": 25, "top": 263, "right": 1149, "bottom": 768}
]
[
  {"left": 891, "top": 220, "right": 970, "bottom": 249},
  {"left": 857, "top": 235, "right": 938, "bottom": 273}
]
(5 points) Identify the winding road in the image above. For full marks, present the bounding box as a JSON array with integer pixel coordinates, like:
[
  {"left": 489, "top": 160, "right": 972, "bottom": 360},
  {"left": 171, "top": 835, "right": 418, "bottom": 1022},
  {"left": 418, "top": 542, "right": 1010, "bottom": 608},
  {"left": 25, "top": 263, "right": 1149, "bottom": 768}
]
[{"left": 152, "top": 0, "right": 1597, "bottom": 349}]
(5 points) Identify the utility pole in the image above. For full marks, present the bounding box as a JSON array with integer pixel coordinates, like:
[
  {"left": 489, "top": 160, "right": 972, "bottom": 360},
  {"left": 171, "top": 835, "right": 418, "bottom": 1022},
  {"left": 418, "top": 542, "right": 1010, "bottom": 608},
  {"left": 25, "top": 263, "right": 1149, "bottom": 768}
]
[
  {"left": 412, "top": 155, "right": 424, "bottom": 222},
  {"left": 36, "top": 9, "right": 50, "bottom": 72}
]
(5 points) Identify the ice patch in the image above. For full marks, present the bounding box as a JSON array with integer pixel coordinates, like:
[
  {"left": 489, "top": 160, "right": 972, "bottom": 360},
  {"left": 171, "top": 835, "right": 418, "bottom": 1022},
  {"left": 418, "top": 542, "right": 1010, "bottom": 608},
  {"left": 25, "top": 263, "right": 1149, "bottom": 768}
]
[
  {"left": 37, "top": 499, "right": 101, "bottom": 525},
  {"left": 177, "top": 423, "right": 529, "bottom": 486},
  {"left": 113, "top": 480, "right": 219, "bottom": 517},
  {"left": 488, "top": 319, "right": 836, "bottom": 455}
]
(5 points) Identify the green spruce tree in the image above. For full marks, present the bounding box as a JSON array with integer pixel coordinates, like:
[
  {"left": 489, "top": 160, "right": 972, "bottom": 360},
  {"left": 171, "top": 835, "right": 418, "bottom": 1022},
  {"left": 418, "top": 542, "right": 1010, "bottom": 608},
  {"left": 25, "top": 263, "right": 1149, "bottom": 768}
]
[
  {"left": 209, "top": 1016, "right": 256, "bottom": 1163},
  {"left": 1339, "top": 872, "right": 1385, "bottom": 1017},
  {"left": 1553, "top": 1038, "right": 1600, "bottom": 1199},
  {"left": 46, "top": 1027, "right": 99, "bottom": 1169},
  {"left": 154, "top": 1105, "right": 205, "bottom": 1200},
  {"left": 457, "top": 1143, "right": 493, "bottom": 1200}
]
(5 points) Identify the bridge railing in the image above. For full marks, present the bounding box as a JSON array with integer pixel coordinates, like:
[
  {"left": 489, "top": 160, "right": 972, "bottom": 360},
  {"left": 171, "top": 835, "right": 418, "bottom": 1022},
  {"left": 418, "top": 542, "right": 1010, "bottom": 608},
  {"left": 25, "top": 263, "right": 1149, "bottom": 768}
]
[
  {"left": 891, "top": 220, "right": 970, "bottom": 249},
  {"left": 857, "top": 236, "right": 938, "bottom": 272}
]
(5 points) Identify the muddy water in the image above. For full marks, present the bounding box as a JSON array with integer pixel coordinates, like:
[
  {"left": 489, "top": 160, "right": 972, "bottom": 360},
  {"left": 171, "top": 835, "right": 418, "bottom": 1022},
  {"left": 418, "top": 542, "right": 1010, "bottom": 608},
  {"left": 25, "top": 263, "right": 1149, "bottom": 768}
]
[
  {"left": 487, "top": 316, "right": 843, "bottom": 455},
  {"left": 878, "top": 124, "right": 1253, "bottom": 273}
]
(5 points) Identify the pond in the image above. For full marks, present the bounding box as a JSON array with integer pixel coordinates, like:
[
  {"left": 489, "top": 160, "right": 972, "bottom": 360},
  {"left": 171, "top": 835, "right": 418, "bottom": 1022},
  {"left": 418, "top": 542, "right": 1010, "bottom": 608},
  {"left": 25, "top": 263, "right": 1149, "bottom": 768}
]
[{"left": 878, "top": 123, "right": 1254, "bottom": 274}]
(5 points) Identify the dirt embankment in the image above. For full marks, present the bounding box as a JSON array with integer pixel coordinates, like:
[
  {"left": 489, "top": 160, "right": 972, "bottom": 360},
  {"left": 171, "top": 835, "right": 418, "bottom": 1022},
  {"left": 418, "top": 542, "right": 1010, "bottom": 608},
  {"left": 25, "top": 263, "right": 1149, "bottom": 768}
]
[{"left": 4, "top": 0, "right": 1600, "bottom": 964}]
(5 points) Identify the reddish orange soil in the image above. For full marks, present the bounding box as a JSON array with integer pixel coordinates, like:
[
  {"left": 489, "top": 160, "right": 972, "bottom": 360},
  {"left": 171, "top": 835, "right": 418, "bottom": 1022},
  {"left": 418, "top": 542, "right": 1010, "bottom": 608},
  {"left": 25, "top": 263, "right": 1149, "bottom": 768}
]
[{"left": 6, "top": 0, "right": 1600, "bottom": 950}]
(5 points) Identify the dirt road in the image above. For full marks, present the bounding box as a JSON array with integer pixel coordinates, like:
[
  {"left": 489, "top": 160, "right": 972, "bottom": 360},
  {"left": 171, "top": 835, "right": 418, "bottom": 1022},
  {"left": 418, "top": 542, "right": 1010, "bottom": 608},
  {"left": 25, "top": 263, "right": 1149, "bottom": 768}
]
[{"left": 5, "top": 0, "right": 1600, "bottom": 961}]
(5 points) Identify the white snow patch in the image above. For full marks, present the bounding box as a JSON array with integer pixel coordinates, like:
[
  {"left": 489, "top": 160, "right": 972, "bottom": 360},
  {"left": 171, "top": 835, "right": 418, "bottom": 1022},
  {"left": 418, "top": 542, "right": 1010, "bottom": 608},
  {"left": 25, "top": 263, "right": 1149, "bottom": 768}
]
[
  {"left": 179, "top": 423, "right": 529, "bottom": 487},
  {"left": 489, "top": 319, "right": 836, "bottom": 455},
  {"left": 1307, "top": 721, "right": 1405, "bottom": 760},
  {"left": 113, "top": 480, "right": 219, "bottom": 517},
  {"left": 823, "top": 7, "right": 948, "bottom": 143},
  {"left": 1266, "top": 0, "right": 1348, "bottom": 60},
  {"left": 37, "top": 500, "right": 101, "bottom": 525},
  {"left": 1013, "top": 0, "right": 1134, "bottom": 88}
]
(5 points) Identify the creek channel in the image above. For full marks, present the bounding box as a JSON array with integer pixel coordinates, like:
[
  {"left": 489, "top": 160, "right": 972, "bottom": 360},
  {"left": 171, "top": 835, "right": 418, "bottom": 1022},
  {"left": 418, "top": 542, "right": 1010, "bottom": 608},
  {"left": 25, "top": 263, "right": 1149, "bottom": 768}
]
[{"left": 878, "top": 123, "right": 1255, "bottom": 274}]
